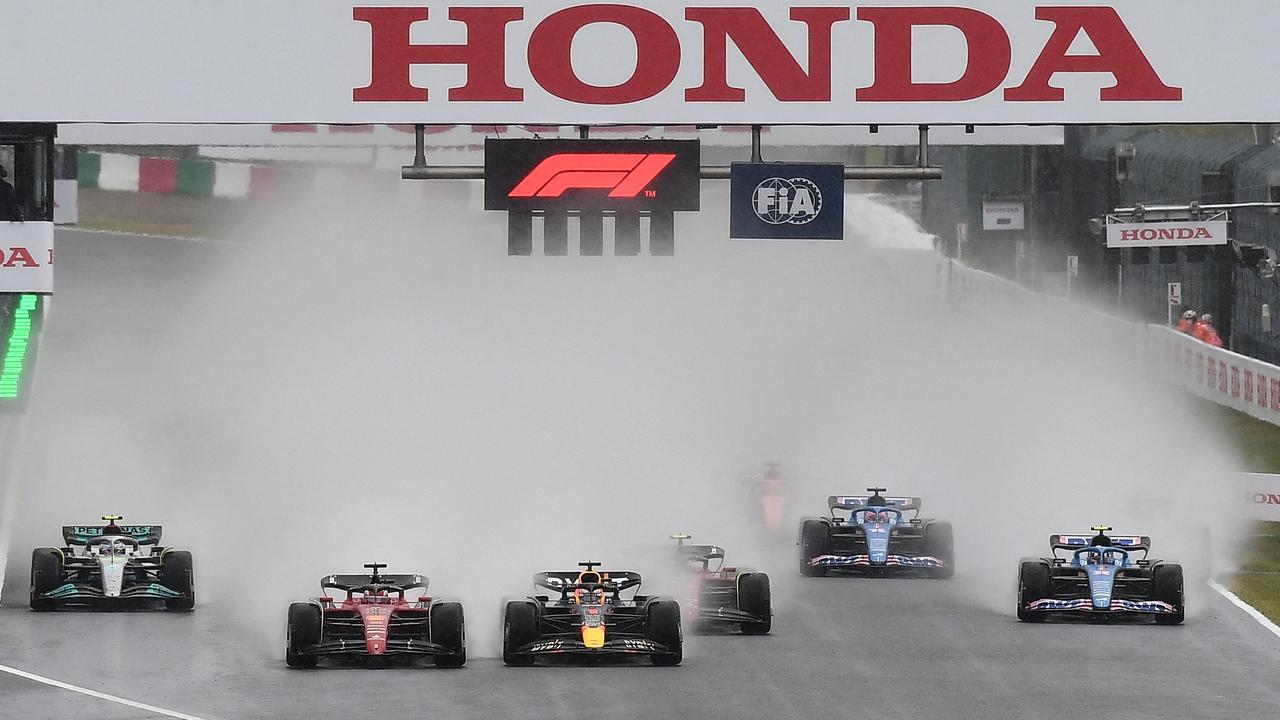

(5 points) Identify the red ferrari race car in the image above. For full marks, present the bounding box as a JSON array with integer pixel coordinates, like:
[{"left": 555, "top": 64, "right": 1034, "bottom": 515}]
[
  {"left": 672, "top": 533, "right": 771, "bottom": 634},
  {"left": 285, "top": 563, "right": 466, "bottom": 669}
]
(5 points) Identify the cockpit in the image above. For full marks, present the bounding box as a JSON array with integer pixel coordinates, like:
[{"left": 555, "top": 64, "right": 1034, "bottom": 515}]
[
  {"left": 1072, "top": 547, "right": 1130, "bottom": 568},
  {"left": 86, "top": 536, "right": 139, "bottom": 557}
]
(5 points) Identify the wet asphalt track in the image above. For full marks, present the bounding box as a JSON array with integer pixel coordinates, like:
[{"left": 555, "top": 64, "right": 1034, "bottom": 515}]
[{"left": 1, "top": 229, "right": 1279, "bottom": 720}]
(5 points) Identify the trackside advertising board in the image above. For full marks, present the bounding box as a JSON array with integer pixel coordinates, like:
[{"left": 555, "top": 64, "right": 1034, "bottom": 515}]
[
  {"left": 1106, "top": 221, "right": 1229, "bottom": 248},
  {"left": 730, "top": 163, "right": 844, "bottom": 240},
  {"left": 3, "top": 2, "right": 1280, "bottom": 124},
  {"left": 0, "top": 223, "right": 54, "bottom": 294}
]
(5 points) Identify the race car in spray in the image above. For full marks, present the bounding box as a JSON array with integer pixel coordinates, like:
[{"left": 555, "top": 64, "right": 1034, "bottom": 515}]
[
  {"left": 29, "top": 515, "right": 194, "bottom": 611},
  {"left": 1017, "top": 526, "right": 1184, "bottom": 624},
  {"left": 671, "top": 533, "right": 771, "bottom": 634},
  {"left": 285, "top": 563, "right": 466, "bottom": 668},
  {"left": 502, "top": 561, "right": 682, "bottom": 666},
  {"left": 798, "top": 488, "right": 953, "bottom": 578}
]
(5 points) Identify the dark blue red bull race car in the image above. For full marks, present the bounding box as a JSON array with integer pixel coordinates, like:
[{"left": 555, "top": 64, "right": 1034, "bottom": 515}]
[
  {"left": 798, "top": 488, "right": 953, "bottom": 578},
  {"left": 1017, "top": 526, "right": 1184, "bottom": 624}
]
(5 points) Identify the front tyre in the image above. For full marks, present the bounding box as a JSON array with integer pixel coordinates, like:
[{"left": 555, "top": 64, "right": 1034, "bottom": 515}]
[
  {"left": 737, "top": 572, "right": 772, "bottom": 635},
  {"left": 160, "top": 550, "right": 195, "bottom": 611},
  {"left": 924, "top": 522, "right": 955, "bottom": 579},
  {"left": 799, "top": 520, "right": 829, "bottom": 577},
  {"left": 647, "top": 599, "right": 683, "bottom": 666},
  {"left": 286, "top": 603, "right": 322, "bottom": 669},
  {"left": 1017, "top": 559, "right": 1049, "bottom": 623},
  {"left": 1152, "top": 563, "right": 1185, "bottom": 626},
  {"left": 30, "top": 548, "right": 62, "bottom": 612},
  {"left": 502, "top": 601, "right": 538, "bottom": 667},
  {"left": 430, "top": 602, "right": 467, "bottom": 668}
]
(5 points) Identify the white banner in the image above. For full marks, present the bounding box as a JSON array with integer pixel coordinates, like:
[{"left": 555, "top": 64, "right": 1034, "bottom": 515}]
[
  {"left": 983, "top": 201, "right": 1025, "bottom": 231},
  {"left": 1241, "top": 473, "right": 1280, "bottom": 522},
  {"left": 53, "top": 180, "right": 78, "bottom": 225},
  {"left": 0, "top": 223, "right": 54, "bottom": 294},
  {"left": 3, "top": 1, "right": 1280, "bottom": 125},
  {"left": 1107, "top": 220, "right": 1230, "bottom": 248}
]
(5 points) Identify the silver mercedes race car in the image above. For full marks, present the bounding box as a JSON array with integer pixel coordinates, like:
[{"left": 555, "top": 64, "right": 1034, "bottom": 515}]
[{"left": 29, "top": 515, "right": 195, "bottom": 611}]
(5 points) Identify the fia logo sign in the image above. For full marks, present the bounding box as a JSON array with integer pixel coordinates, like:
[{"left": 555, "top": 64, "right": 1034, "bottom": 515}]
[{"left": 752, "top": 178, "right": 823, "bottom": 226}]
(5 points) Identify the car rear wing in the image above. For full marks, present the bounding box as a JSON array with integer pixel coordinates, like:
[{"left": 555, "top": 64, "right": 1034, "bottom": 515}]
[
  {"left": 534, "top": 570, "right": 643, "bottom": 593},
  {"left": 62, "top": 525, "right": 162, "bottom": 546},
  {"left": 828, "top": 496, "right": 920, "bottom": 512},
  {"left": 1050, "top": 534, "right": 1151, "bottom": 552},
  {"left": 677, "top": 544, "right": 725, "bottom": 562},
  {"left": 321, "top": 574, "right": 427, "bottom": 592}
]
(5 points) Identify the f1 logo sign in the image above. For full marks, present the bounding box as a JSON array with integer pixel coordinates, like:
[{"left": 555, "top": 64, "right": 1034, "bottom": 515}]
[
  {"left": 485, "top": 139, "right": 699, "bottom": 211},
  {"left": 509, "top": 153, "right": 676, "bottom": 199}
]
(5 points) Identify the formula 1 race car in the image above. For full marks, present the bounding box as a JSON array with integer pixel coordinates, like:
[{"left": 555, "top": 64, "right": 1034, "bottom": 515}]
[
  {"left": 1017, "top": 526, "right": 1184, "bottom": 624},
  {"left": 798, "top": 489, "right": 953, "bottom": 578},
  {"left": 285, "top": 563, "right": 466, "bottom": 668},
  {"left": 671, "top": 533, "right": 771, "bottom": 634},
  {"left": 502, "top": 561, "right": 682, "bottom": 666},
  {"left": 29, "top": 515, "right": 194, "bottom": 611}
]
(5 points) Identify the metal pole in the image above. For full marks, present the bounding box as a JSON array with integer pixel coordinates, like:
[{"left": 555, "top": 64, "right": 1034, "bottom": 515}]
[
  {"left": 750, "top": 125, "right": 763, "bottom": 163},
  {"left": 402, "top": 165, "right": 944, "bottom": 181},
  {"left": 579, "top": 125, "right": 589, "bottom": 140},
  {"left": 413, "top": 124, "right": 426, "bottom": 168},
  {"left": 1167, "top": 293, "right": 1173, "bottom": 328},
  {"left": 917, "top": 125, "right": 929, "bottom": 167}
]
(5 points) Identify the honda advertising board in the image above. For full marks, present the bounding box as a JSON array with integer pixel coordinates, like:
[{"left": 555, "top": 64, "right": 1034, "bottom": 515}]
[
  {"left": 0, "top": 222, "right": 54, "bottom": 293},
  {"left": 483, "top": 139, "right": 699, "bottom": 212},
  {"left": 729, "top": 163, "right": 844, "bottom": 240},
  {"left": 1107, "top": 220, "right": 1229, "bottom": 248},
  {"left": 4, "top": 2, "right": 1280, "bottom": 124}
]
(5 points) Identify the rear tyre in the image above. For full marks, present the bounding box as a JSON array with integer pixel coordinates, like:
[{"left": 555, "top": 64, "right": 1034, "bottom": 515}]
[
  {"left": 1017, "top": 559, "right": 1050, "bottom": 623},
  {"left": 799, "top": 520, "right": 829, "bottom": 577},
  {"left": 647, "top": 599, "right": 683, "bottom": 666},
  {"left": 160, "top": 551, "right": 195, "bottom": 611},
  {"left": 430, "top": 602, "right": 467, "bottom": 668},
  {"left": 286, "top": 602, "right": 322, "bottom": 669},
  {"left": 737, "top": 572, "right": 772, "bottom": 635},
  {"left": 924, "top": 522, "right": 955, "bottom": 579},
  {"left": 30, "top": 548, "right": 62, "bottom": 612},
  {"left": 1152, "top": 563, "right": 1185, "bottom": 626},
  {"left": 502, "top": 601, "right": 538, "bottom": 667}
]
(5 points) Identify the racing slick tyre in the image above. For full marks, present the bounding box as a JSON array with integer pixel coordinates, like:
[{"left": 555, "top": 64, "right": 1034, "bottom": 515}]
[
  {"left": 502, "top": 601, "right": 538, "bottom": 667},
  {"left": 286, "top": 602, "right": 322, "bottom": 669},
  {"left": 1017, "top": 559, "right": 1050, "bottom": 623},
  {"left": 160, "top": 550, "right": 195, "bottom": 611},
  {"left": 646, "top": 599, "right": 683, "bottom": 666},
  {"left": 430, "top": 601, "right": 467, "bottom": 668},
  {"left": 1152, "top": 563, "right": 1186, "bottom": 626},
  {"left": 924, "top": 522, "right": 955, "bottom": 579},
  {"left": 799, "top": 520, "right": 829, "bottom": 577},
  {"left": 737, "top": 572, "right": 772, "bottom": 635},
  {"left": 30, "top": 548, "right": 62, "bottom": 611}
]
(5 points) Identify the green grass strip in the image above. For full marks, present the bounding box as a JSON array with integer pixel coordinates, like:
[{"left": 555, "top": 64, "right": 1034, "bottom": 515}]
[{"left": 0, "top": 294, "right": 39, "bottom": 399}]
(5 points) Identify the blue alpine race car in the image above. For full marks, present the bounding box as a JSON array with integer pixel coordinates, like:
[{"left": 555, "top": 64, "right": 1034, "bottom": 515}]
[
  {"left": 1017, "top": 526, "right": 1184, "bottom": 624},
  {"left": 797, "top": 488, "right": 953, "bottom": 578}
]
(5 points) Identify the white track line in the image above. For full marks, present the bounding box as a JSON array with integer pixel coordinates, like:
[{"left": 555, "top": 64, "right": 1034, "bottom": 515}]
[
  {"left": 1209, "top": 579, "right": 1280, "bottom": 639},
  {"left": 0, "top": 663, "right": 217, "bottom": 720}
]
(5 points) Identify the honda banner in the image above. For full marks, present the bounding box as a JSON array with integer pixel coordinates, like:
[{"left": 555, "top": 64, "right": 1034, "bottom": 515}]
[
  {"left": 483, "top": 139, "right": 699, "bottom": 211},
  {"left": 3, "top": 2, "right": 1280, "bottom": 124},
  {"left": 1106, "top": 220, "right": 1229, "bottom": 248},
  {"left": 1242, "top": 473, "right": 1280, "bottom": 522},
  {"left": 729, "top": 163, "right": 844, "bottom": 240},
  {"left": 0, "top": 222, "right": 54, "bottom": 294}
]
